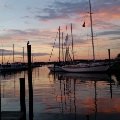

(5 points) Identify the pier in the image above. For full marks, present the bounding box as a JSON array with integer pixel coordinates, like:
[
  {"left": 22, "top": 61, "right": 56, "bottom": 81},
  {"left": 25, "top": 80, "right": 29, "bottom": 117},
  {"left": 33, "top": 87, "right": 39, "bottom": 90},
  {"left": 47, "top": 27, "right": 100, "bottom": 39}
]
[
  {"left": 1, "top": 111, "right": 24, "bottom": 120},
  {"left": 1, "top": 78, "right": 26, "bottom": 120}
]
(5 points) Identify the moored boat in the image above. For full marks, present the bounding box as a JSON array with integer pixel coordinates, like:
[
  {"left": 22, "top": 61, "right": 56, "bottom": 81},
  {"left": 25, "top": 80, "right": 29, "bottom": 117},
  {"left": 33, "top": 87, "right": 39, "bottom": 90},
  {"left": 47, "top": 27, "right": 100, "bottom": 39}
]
[
  {"left": 0, "top": 63, "right": 28, "bottom": 72},
  {"left": 62, "top": 62, "right": 109, "bottom": 73},
  {"left": 48, "top": 65, "right": 64, "bottom": 72},
  {"left": 61, "top": 0, "right": 110, "bottom": 73}
]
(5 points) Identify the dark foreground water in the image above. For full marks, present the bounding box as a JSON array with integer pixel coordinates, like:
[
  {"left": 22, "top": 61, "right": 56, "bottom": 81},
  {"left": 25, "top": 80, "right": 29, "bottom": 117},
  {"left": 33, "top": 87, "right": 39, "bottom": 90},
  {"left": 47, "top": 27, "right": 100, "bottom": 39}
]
[{"left": 1, "top": 66, "right": 120, "bottom": 120}]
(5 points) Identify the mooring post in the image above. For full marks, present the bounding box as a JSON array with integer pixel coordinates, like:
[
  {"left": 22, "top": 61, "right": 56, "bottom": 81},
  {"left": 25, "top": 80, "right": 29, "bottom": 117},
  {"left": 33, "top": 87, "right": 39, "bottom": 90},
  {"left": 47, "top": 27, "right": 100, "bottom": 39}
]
[
  {"left": 108, "top": 49, "right": 110, "bottom": 67},
  {"left": 0, "top": 78, "right": 1, "bottom": 116},
  {"left": 27, "top": 44, "right": 33, "bottom": 120},
  {"left": 19, "top": 78, "right": 26, "bottom": 119}
]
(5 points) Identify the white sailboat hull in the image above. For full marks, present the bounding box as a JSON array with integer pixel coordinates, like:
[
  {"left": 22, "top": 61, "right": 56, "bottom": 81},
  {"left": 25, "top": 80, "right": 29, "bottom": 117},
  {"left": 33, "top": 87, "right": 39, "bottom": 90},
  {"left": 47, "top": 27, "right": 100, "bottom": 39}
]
[{"left": 62, "top": 64, "right": 109, "bottom": 73}]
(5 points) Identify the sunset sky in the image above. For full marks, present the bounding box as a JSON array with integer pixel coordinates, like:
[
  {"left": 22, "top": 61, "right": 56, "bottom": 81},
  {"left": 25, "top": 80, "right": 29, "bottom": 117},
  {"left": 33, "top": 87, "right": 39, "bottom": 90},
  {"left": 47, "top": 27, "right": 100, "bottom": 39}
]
[{"left": 0, "top": 0, "right": 120, "bottom": 63}]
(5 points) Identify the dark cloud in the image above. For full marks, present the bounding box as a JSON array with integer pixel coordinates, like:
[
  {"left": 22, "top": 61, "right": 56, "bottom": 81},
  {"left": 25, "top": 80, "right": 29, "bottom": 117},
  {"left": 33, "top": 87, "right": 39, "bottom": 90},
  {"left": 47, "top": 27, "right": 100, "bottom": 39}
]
[
  {"left": 34, "top": 0, "right": 120, "bottom": 21},
  {"left": 0, "top": 29, "right": 56, "bottom": 42},
  {"left": 35, "top": 1, "right": 87, "bottom": 21},
  {"left": 0, "top": 49, "right": 50, "bottom": 56},
  {"left": 92, "top": 0, "right": 120, "bottom": 12},
  {"left": 0, "top": 49, "right": 12, "bottom": 56},
  {"left": 8, "top": 29, "right": 27, "bottom": 35},
  {"left": 98, "top": 30, "right": 120, "bottom": 36},
  {"left": 32, "top": 53, "right": 50, "bottom": 56}
]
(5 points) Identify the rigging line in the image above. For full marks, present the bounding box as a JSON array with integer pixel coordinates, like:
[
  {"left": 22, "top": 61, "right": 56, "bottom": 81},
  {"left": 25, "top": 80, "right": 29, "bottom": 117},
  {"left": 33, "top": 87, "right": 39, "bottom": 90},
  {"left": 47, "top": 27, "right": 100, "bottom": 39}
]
[
  {"left": 49, "top": 31, "right": 59, "bottom": 61},
  {"left": 59, "top": 3, "right": 89, "bottom": 59},
  {"left": 48, "top": 73, "right": 62, "bottom": 113}
]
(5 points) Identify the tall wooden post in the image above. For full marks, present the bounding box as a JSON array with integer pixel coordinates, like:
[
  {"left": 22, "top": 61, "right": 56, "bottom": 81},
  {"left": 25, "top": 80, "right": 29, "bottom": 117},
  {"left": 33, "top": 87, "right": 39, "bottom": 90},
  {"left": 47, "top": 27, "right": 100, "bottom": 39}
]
[
  {"left": 108, "top": 49, "right": 110, "bottom": 67},
  {"left": 20, "top": 78, "right": 26, "bottom": 119},
  {"left": 0, "top": 75, "right": 1, "bottom": 116},
  {"left": 27, "top": 44, "right": 33, "bottom": 120}
]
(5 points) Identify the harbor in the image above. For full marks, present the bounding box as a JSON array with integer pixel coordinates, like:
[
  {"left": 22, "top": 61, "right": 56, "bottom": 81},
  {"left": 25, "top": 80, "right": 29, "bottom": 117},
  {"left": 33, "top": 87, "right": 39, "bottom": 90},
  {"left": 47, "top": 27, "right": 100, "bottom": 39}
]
[
  {"left": 1, "top": 66, "right": 120, "bottom": 120},
  {"left": 0, "top": 39, "right": 120, "bottom": 120},
  {"left": 0, "top": 0, "right": 120, "bottom": 120}
]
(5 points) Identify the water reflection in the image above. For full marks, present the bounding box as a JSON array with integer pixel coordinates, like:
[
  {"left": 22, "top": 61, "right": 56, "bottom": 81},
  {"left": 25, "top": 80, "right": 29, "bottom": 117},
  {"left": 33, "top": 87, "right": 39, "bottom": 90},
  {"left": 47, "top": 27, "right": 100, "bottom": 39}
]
[
  {"left": 1, "top": 67, "right": 120, "bottom": 120},
  {"left": 49, "top": 71, "right": 120, "bottom": 120}
]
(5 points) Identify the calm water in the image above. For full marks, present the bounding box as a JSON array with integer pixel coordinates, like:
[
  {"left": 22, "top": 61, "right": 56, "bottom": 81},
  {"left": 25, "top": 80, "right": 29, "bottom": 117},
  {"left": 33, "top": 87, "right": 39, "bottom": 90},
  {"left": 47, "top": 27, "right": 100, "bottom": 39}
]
[{"left": 1, "top": 66, "right": 120, "bottom": 120}]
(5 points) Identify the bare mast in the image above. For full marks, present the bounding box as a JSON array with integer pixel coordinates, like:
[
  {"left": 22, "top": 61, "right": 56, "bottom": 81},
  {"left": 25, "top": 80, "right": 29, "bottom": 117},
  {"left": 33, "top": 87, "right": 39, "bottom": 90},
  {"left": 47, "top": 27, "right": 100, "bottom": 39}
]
[
  {"left": 13, "top": 44, "right": 14, "bottom": 63},
  {"left": 71, "top": 23, "right": 74, "bottom": 61},
  {"left": 58, "top": 26, "right": 61, "bottom": 62},
  {"left": 23, "top": 47, "right": 24, "bottom": 63},
  {"left": 2, "top": 43, "right": 3, "bottom": 64},
  {"left": 89, "top": 0, "right": 95, "bottom": 61},
  {"left": 62, "top": 32, "right": 64, "bottom": 62}
]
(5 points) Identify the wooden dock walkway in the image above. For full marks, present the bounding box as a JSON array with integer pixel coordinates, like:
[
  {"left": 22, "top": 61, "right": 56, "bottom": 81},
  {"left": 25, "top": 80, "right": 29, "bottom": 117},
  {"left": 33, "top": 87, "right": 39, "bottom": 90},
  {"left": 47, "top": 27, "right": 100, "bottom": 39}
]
[
  {"left": 1, "top": 111, "right": 24, "bottom": 120},
  {"left": 1, "top": 78, "right": 26, "bottom": 120}
]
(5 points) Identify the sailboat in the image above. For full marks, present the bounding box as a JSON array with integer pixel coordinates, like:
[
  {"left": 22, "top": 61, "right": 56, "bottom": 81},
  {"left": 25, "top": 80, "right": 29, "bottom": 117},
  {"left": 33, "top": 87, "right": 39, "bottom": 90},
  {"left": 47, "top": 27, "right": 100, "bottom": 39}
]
[
  {"left": 62, "top": 0, "right": 109, "bottom": 73},
  {"left": 48, "top": 26, "right": 65, "bottom": 72}
]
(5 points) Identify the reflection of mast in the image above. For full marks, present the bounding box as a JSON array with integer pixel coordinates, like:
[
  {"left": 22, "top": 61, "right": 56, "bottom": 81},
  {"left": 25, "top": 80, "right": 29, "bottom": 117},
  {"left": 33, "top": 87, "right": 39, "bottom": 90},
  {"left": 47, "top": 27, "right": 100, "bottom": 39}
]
[
  {"left": 58, "top": 74, "right": 77, "bottom": 118},
  {"left": 14, "top": 73, "right": 16, "bottom": 96},
  {"left": 59, "top": 79, "right": 63, "bottom": 113},
  {"left": 109, "top": 75, "right": 113, "bottom": 99},
  {"left": 69, "top": 78, "right": 72, "bottom": 114},
  {"left": 49, "top": 72, "right": 64, "bottom": 113},
  {"left": 64, "top": 78, "right": 67, "bottom": 110},
  {"left": 94, "top": 81, "right": 97, "bottom": 120},
  {"left": 2, "top": 81, "right": 5, "bottom": 98},
  {"left": 73, "top": 79, "right": 76, "bottom": 120}
]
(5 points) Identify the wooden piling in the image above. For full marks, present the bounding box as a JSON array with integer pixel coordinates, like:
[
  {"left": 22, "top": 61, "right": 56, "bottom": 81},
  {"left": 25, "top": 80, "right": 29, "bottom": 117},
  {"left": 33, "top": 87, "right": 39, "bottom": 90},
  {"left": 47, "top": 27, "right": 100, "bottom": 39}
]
[
  {"left": 27, "top": 44, "right": 33, "bottom": 120},
  {"left": 108, "top": 49, "right": 110, "bottom": 67},
  {"left": 0, "top": 77, "right": 1, "bottom": 116},
  {"left": 19, "top": 78, "right": 26, "bottom": 119},
  {"left": 1, "top": 78, "right": 26, "bottom": 120}
]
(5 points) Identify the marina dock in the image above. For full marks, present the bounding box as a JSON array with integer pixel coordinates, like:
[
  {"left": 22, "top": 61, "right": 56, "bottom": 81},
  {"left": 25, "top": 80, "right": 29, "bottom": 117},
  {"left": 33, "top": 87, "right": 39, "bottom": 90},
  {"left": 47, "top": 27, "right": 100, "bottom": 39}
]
[{"left": 1, "top": 111, "right": 24, "bottom": 120}]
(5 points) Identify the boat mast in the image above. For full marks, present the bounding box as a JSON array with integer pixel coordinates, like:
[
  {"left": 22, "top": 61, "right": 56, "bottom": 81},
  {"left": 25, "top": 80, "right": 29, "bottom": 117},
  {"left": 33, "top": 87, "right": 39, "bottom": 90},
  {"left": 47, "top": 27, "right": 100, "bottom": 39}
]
[
  {"left": 2, "top": 43, "right": 3, "bottom": 64},
  {"left": 23, "top": 47, "right": 24, "bottom": 63},
  {"left": 71, "top": 23, "right": 74, "bottom": 61},
  {"left": 58, "top": 26, "right": 61, "bottom": 62},
  {"left": 62, "top": 32, "right": 64, "bottom": 62},
  {"left": 13, "top": 44, "right": 14, "bottom": 63},
  {"left": 89, "top": 0, "right": 95, "bottom": 61}
]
